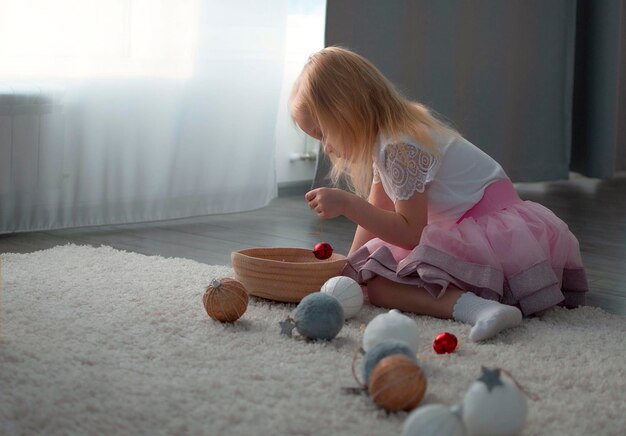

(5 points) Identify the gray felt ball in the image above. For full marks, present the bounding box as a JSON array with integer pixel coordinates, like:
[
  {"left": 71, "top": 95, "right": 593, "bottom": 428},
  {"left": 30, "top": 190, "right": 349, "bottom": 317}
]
[
  {"left": 361, "top": 339, "right": 417, "bottom": 384},
  {"left": 294, "top": 292, "right": 344, "bottom": 340}
]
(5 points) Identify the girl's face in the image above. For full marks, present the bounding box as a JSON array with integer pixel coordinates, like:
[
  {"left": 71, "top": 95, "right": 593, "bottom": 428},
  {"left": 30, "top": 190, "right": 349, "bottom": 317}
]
[{"left": 293, "top": 105, "right": 344, "bottom": 159}]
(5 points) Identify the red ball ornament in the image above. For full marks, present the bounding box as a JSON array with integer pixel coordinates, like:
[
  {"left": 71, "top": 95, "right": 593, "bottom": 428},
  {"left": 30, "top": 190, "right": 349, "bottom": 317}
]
[
  {"left": 433, "top": 332, "right": 458, "bottom": 354},
  {"left": 313, "top": 242, "right": 333, "bottom": 260}
]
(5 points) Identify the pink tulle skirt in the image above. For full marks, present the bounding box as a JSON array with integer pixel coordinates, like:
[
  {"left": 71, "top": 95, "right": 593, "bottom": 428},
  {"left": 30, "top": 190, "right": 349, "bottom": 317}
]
[{"left": 343, "top": 179, "right": 588, "bottom": 316}]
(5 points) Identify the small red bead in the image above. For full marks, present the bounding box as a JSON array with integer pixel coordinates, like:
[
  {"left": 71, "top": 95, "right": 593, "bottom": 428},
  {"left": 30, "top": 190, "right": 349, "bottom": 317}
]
[
  {"left": 433, "top": 332, "right": 458, "bottom": 354},
  {"left": 313, "top": 242, "right": 333, "bottom": 260}
]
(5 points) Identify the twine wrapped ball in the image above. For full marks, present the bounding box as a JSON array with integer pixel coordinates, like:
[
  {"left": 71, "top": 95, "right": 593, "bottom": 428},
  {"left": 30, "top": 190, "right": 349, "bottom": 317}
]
[
  {"left": 294, "top": 292, "right": 344, "bottom": 340},
  {"left": 361, "top": 339, "right": 417, "bottom": 385},
  {"left": 320, "top": 276, "right": 363, "bottom": 319},
  {"left": 363, "top": 309, "right": 420, "bottom": 353},
  {"left": 202, "top": 278, "right": 249, "bottom": 322},
  {"left": 368, "top": 354, "right": 427, "bottom": 412},
  {"left": 462, "top": 367, "right": 528, "bottom": 436},
  {"left": 402, "top": 404, "right": 467, "bottom": 436}
]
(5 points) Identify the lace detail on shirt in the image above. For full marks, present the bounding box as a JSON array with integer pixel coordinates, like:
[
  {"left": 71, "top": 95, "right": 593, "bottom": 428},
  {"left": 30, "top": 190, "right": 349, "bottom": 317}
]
[
  {"left": 382, "top": 142, "right": 439, "bottom": 200},
  {"left": 372, "top": 164, "right": 381, "bottom": 184}
]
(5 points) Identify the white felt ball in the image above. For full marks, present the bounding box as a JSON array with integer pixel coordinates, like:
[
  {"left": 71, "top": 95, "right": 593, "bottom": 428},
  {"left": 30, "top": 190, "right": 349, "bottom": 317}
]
[
  {"left": 402, "top": 404, "right": 467, "bottom": 436},
  {"left": 462, "top": 369, "right": 527, "bottom": 436},
  {"left": 320, "top": 276, "right": 363, "bottom": 319},
  {"left": 363, "top": 309, "right": 419, "bottom": 353}
]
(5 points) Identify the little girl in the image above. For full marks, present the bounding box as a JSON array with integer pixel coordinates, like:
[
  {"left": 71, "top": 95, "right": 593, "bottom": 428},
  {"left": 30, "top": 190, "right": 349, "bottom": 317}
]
[{"left": 291, "top": 47, "right": 588, "bottom": 341}]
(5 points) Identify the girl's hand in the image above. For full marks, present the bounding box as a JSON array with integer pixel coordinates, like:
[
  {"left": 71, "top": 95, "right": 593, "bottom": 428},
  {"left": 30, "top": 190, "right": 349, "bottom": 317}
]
[{"left": 305, "top": 188, "right": 350, "bottom": 219}]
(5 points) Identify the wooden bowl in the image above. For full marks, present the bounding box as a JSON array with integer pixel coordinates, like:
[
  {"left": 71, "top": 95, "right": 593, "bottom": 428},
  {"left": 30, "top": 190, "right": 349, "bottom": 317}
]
[{"left": 231, "top": 247, "right": 348, "bottom": 303}]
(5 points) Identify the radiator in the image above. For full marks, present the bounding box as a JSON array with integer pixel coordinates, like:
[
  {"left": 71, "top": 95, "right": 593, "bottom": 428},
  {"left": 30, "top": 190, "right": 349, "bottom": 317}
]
[{"left": 0, "top": 84, "right": 64, "bottom": 196}]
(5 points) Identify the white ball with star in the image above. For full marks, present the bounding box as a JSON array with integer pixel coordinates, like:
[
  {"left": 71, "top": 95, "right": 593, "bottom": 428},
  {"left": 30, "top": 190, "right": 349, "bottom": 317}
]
[
  {"left": 462, "top": 367, "right": 528, "bottom": 436},
  {"left": 320, "top": 276, "right": 363, "bottom": 319}
]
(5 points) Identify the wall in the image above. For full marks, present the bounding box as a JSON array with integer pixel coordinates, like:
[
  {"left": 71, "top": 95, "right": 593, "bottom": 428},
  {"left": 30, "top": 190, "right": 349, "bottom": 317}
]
[
  {"left": 324, "top": 0, "right": 578, "bottom": 182},
  {"left": 275, "top": 6, "right": 325, "bottom": 186}
]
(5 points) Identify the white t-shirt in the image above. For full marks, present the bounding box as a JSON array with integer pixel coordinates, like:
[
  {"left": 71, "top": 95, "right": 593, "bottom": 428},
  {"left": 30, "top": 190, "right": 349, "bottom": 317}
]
[{"left": 372, "top": 130, "right": 507, "bottom": 222}]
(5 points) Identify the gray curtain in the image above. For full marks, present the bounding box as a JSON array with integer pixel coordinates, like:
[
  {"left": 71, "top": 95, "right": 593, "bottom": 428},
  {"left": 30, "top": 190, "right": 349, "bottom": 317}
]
[
  {"left": 314, "top": 0, "right": 625, "bottom": 187},
  {"left": 572, "top": 0, "right": 626, "bottom": 177}
]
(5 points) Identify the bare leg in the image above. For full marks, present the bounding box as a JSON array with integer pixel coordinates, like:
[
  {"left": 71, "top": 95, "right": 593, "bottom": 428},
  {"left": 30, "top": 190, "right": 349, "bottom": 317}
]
[
  {"left": 366, "top": 276, "right": 463, "bottom": 319},
  {"left": 367, "top": 276, "right": 522, "bottom": 341}
]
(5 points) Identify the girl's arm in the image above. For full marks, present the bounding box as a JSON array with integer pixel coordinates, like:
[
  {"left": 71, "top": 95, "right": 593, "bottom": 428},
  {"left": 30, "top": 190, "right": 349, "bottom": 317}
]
[
  {"left": 306, "top": 187, "right": 428, "bottom": 251},
  {"left": 349, "top": 181, "right": 395, "bottom": 255}
]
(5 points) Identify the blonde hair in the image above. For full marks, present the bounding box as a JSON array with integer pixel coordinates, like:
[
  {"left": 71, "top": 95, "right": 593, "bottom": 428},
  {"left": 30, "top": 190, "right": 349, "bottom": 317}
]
[{"left": 290, "top": 46, "right": 457, "bottom": 197}]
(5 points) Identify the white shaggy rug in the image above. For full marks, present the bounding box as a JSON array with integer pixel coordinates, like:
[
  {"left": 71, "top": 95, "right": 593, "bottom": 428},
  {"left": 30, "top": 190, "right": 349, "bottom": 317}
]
[{"left": 1, "top": 245, "right": 625, "bottom": 436}]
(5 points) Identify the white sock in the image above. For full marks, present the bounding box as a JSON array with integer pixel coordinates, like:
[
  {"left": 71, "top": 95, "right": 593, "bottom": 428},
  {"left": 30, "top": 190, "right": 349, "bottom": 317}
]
[{"left": 452, "top": 292, "right": 522, "bottom": 342}]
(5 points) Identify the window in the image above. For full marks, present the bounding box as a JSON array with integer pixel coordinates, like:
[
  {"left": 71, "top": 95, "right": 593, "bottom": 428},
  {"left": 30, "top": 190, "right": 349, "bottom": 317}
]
[{"left": 0, "top": 0, "right": 199, "bottom": 78}]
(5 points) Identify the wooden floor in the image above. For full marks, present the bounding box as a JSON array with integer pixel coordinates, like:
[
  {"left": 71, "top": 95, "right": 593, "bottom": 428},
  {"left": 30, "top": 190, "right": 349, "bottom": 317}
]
[{"left": 1, "top": 173, "right": 625, "bottom": 315}]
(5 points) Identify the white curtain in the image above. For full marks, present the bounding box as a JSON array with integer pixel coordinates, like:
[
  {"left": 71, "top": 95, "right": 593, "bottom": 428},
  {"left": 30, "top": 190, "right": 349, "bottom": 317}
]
[{"left": 0, "top": 0, "right": 288, "bottom": 233}]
